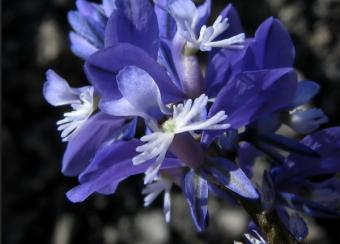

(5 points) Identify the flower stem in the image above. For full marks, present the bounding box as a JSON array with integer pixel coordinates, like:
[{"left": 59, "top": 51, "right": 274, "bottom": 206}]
[{"left": 239, "top": 198, "right": 297, "bottom": 244}]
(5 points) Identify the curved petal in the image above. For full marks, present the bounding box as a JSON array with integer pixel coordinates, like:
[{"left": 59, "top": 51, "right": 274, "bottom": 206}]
[
  {"left": 183, "top": 169, "right": 209, "bottom": 232},
  {"left": 279, "top": 192, "right": 340, "bottom": 218},
  {"left": 205, "top": 39, "right": 252, "bottom": 96},
  {"left": 276, "top": 127, "right": 340, "bottom": 179},
  {"left": 68, "top": 11, "right": 104, "bottom": 48},
  {"left": 202, "top": 68, "right": 297, "bottom": 144},
  {"left": 66, "top": 139, "right": 181, "bottom": 202},
  {"left": 69, "top": 32, "right": 99, "bottom": 60},
  {"left": 155, "top": 0, "right": 176, "bottom": 39},
  {"left": 76, "top": 0, "right": 106, "bottom": 26},
  {"left": 62, "top": 112, "right": 127, "bottom": 176},
  {"left": 277, "top": 209, "right": 308, "bottom": 241},
  {"left": 104, "top": 0, "right": 159, "bottom": 59},
  {"left": 205, "top": 157, "right": 259, "bottom": 199},
  {"left": 43, "top": 69, "right": 80, "bottom": 106},
  {"left": 115, "top": 66, "right": 170, "bottom": 119},
  {"left": 79, "top": 139, "right": 142, "bottom": 182},
  {"left": 100, "top": 97, "right": 145, "bottom": 118},
  {"left": 85, "top": 43, "right": 185, "bottom": 102},
  {"left": 252, "top": 17, "right": 295, "bottom": 69},
  {"left": 291, "top": 80, "right": 320, "bottom": 107}
]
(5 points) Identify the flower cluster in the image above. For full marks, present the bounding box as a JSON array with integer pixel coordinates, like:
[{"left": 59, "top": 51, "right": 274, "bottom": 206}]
[{"left": 43, "top": 0, "right": 339, "bottom": 242}]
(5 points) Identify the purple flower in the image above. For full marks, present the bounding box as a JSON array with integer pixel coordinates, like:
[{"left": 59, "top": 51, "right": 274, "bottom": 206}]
[{"left": 43, "top": 0, "right": 338, "bottom": 235}]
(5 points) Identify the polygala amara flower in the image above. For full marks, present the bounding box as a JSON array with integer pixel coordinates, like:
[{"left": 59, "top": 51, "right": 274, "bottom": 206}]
[{"left": 42, "top": 0, "right": 339, "bottom": 241}]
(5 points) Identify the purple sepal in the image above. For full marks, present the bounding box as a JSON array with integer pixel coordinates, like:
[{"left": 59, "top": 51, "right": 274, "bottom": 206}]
[
  {"left": 202, "top": 68, "right": 297, "bottom": 145},
  {"left": 62, "top": 112, "right": 126, "bottom": 176},
  {"left": 253, "top": 17, "right": 295, "bottom": 69},
  {"left": 100, "top": 66, "right": 169, "bottom": 120},
  {"left": 183, "top": 169, "right": 209, "bottom": 232},
  {"left": 275, "top": 127, "right": 340, "bottom": 180},
  {"left": 290, "top": 80, "right": 320, "bottom": 108},
  {"left": 104, "top": 0, "right": 159, "bottom": 59},
  {"left": 260, "top": 171, "right": 275, "bottom": 211},
  {"left": 205, "top": 157, "right": 259, "bottom": 199},
  {"left": 277, "top": 209, "right": 308, "bottom": 241},
  {"left": 67, "top": 140, "right": 181, "bottom": 202},
  {"left": 258, "top": 133, "right": 319, "bottom": 158},
  {"left": 205, "top": 40, "right": 252, "bottom": 97},
  {"left": 159, "top": 39, "right": 181, "bottom": 88},
  {"left": 280, "top": 192, "right": 340, "bottom": 218},
  {"left": 85, "top": 43, "right": 185, "bottom": 102},
  {"left": 154, "top": 0, "right": 176, "bottom": 39}
]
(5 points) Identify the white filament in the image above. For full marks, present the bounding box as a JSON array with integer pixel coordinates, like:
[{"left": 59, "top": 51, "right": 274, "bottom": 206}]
[
  {"left": 133, "top": 94, "right": 230, "bottom": 184},
  {"left": 185, "top": 16, "right": 245, "bottom": 52},
  {"left": 57, "top": 87, "right": 96, "bottom": 141},
  {"left": 142, "top": 176, "right": 173, "bottom": 223}
]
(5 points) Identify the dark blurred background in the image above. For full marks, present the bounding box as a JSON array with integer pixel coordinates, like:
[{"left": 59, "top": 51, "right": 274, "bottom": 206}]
[{"left": 2, "top": 0, "right": 340, "bottom": 243}]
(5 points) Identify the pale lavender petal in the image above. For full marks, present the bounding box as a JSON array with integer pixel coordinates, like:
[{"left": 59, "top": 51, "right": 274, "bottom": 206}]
[
  {"left": 43, "top": 69, "right": 80, "bottom": 106},
  {"left": 116, "top": 66, "right": 170, "bottom": 118},
  {"left": 69, "top": 32, "right": 98, "bottom": 59}
]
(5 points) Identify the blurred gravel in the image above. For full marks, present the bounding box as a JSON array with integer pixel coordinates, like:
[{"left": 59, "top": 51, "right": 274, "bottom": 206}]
[{"left": 3, "top": 0, "right": 340, "bottom": 244}]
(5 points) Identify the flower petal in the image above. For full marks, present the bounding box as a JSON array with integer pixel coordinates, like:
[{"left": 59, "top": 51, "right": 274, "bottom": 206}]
[
  {"left": 291, "top": 80, "right": 320, "bottom": 107},
  {"left": 116, "top": 66, "right": 170, "bottom": 119},
  {"left": 205, "top": 157, "right": 259, "bottom": 199},
  {"left": 43, "top": 70, "right": 80, "bottom": 106},
  {"left": 154, "top": 0, "right": 177, "bottom": 39},
  {"left": 69, "top": 32, "right": 99, "bottom": 60},
  {"left": 183, "top": 169, "right": 209, "bottom": 232},
  {"left": 85, "top": 43, "right": 185, "bottom": 102},
  {"left": 104, "top": 0, "right": 159, "bottom": 59},
  {"left": 252, "top": 17, "right": 295, "bottom": 69},
  {"left": 68, "top": 10, "right": 104, "bottom": 48},
  {"left": 203, "top": 68, "right": 297, "bottom": 145},
  {"left": 62, "top": 112, "right": 128, "bottom": 176},
  {"left": 278, "top": 209, "right": 308, "bottom": 241},
  {"left": 66, "top": 139, "right": 181, "bottom": 202}
]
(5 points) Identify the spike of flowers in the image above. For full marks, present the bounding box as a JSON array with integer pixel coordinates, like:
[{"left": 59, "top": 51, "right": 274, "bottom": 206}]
[{"left": 42, "top": 0, "right": 339, "bottom": 242}]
